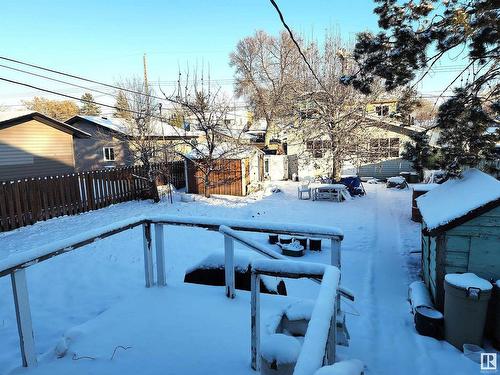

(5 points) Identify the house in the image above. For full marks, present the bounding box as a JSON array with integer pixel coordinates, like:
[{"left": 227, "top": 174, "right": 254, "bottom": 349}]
[
  {"left": 66, "top": 115, "right": 198, "bottom": 171},
  {"left": 0, "top": 111, "right": 90, "bottom": 181},
  {"left": 184, "top": 145, "right": 264, "bottom": 196},
  {"left": 285, "top": 115, "right": 421, "bottom": 180},
  {"left": 417, "top": 169, "right": 500, "bottom": 309}
]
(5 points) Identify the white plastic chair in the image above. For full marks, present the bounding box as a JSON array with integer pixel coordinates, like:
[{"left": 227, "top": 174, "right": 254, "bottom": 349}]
[{"left": 297, "top": 182, "right": 311, "bottom": 200}]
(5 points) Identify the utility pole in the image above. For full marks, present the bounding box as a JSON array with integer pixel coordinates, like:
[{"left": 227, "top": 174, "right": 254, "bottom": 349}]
[{"left": 143, "top": 53, "right": 149, "bottom": 93}]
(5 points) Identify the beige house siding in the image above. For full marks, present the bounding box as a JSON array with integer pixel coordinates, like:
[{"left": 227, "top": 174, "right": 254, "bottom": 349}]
[
  {"left": 0, "top": 119, "right": 75, "bottom": 181},
  {"left": 71, "top": 120, "right": 133, "bottom": 171},
  {"left": 286, "top": 123, "right": 417, "bottom": 179}
]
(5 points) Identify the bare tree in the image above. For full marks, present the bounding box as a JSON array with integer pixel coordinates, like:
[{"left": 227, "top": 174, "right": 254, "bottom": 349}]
[
  {"left": 160, "top": 71, "right": 245, "bottom": 197},
  {"left": 230, "top": 31, "right": 301, "bottom": 148},
  {"left": 118, "top": 77, "right": 171, "bottom": 202}
]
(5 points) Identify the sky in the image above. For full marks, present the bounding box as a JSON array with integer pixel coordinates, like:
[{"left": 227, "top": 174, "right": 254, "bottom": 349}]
[{"left": 0, "top": 0, "right": 469, "bottom": 112}]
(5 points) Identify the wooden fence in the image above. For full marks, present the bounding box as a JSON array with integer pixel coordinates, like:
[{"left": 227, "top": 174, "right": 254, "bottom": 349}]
[
  {"left": 186, "top": 159, "right": 244, "bottom": 196},
  {"left": 0, "top": 162, "right": 185, "bottom": 232}
]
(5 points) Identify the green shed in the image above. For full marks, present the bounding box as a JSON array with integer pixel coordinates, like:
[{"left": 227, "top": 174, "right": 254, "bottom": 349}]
[{"left": 417, "top": 169, "right": 500, "bottom": 309}]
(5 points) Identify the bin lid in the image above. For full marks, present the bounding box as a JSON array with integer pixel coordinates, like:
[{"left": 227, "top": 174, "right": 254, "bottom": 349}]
[{"left": 445, "top": 273, "right": 492, "bottom": 292}]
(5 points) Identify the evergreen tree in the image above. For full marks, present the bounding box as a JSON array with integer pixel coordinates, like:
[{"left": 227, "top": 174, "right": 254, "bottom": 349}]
[
  {"left": 114, "top": 90, "right": 132, "bottom": 120},
  {"left": 79, "top": 93, "right": 101, "bottom": 116},
  {"left": 346, "top": 0, "right": 499, "bottom": 176},
  {"left": 401, "top": 132, "right": 434, "bottom": 179},
  {"left": 436, "top": 86, "right": 497, "bottom": 177}
]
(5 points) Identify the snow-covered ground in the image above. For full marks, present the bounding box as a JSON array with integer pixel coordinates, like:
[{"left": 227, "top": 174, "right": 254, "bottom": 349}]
[{"left": 0, "top": 182, "right": 481, "bottom": 374}]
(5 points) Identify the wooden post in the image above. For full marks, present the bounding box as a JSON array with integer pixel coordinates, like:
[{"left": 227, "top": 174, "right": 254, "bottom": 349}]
[
  {"left": 11, "top": 269, "right": 37, "bottom": 367},
  {"left": 251, "top": 272, "right": 260, "bottom": 371},
  {"left": 224, "top": 235, "right": 235, "bottom": 298},
  {"left": 155, "top": 223, "right": 166, "bottom": 287},
  {"left": 331, "top": 238, "right": 341, "bottom": 269},
  {"left": 143, "top": 222, "right": 154, "bottom": 287}
]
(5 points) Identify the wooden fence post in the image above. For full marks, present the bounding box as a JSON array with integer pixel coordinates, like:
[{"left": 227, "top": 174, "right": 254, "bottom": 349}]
[
  {"left": 11, "top": 269, "right": 37, "bottom": 368},
  {"left": 155, "top": 223, "right": 166, "bottom": 287},
  {"left": 142, "top": 222, "right": 154, "bottom": 287},
  {"left": 224, "top": 235, "right": 235, "bottom": 298},
  {"left": 251, "top": 272, "right": 261, "bottom": 371}
]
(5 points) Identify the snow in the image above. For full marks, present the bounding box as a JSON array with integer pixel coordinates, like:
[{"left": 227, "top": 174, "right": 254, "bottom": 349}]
[
  {"left": 445, "top": 273, "right": 493, "bottom": 291},
  {"left": 0, "top": 110, "right": 34, "bottom": 122},
  {"left": 314, "top": 359, "right": 364, "bottom": 375},
  {"left": 0, "top": 182, "right": 480, "bottom": 374},
  {"left": 75, "top": 115, "right": 199, "bottom": 138},
  {"left": 412, "top": 183, "right": 439, "bottom": 192},
  {"left": 252, "top": 259, "right": 328, "bottom": 276},
  {"left": 261, "top": 334, "right": 301, "bottom": 364},
  {"left": 294, "top": 267, "right": 340, "bottom": 375},
  {"left": 285, "top": 300, "right": 315, "bottom": 321},
  {"left": 417, "top": 168, "right": 500, "bottom": 231},
  {"left": 415, "top": 306, "right": 443, "bottom": 320},
  {"left": 497, "top": 280, "right": 500, "bottom": 288},
  {"left": 185, "top": 251, "right": 254, "bottom": 273},
  {"left": 387, "top": 176, "right": 406, "bottom": 184},
  {"left": 408, "top": 280, "right": 433, "bottom": 312}
]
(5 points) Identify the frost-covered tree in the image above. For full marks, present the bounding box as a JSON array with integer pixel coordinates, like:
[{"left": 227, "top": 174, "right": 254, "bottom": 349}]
[
  {"left": 347, "top": 0, "right": 499, "bottom": 176},
  {"left": 79, "top": 92, "right": 101, "bottom": 116},
  {"left": 23, "top": 97, "right": 79, "bottom": 121}
]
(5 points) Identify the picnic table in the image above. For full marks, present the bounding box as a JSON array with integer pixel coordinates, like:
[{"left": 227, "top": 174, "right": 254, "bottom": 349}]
[{"left": 309, "top": 183, "right": 349, "bottom": 202}]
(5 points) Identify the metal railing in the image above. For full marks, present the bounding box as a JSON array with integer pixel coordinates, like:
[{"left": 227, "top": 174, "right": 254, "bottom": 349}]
[
  {"left": 0, "top": 214, "right": 344, "bottom": 369},
  {"left": 250, "top": 260, "right": 340, "bottom": 374}
]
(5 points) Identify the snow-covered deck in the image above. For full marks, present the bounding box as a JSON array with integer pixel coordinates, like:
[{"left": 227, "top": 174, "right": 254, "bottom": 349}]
[
  {"left": 21, "top": 283, "right": 290, "bottom": 375},
  {"left": 0, "top": 182, "right": 482, "bottom": 374}
]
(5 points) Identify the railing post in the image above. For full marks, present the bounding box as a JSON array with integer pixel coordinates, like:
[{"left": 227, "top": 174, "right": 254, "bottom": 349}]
[
  {"left": 325, "top": 295, "right": 338, "bottom": 365},
  {"left": 155, "top": 223, "right": 166, "bottom": 287},
  {"left": 143, "top": 222, "right": 154, "bottom": 288},
  {"left": 330, "top": 237, "right": 341, "bottom": 268},
  {"left": 224, "top": 234, "right": 235, "bottom": 298},
  {"left": 251, "top": 271, "right": 261, "bottom": 371},
  {"left": 11, "top": 269, "right": 37, "bottom": 368}
]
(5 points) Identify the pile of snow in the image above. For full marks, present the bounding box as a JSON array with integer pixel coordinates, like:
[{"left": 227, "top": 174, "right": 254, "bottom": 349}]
[
  {"left": 285, "top": 299, "right": 315, "bottom": 321},
  {"left": 314, "top": 359, "right": 364, "bottom": 375},
  {"left": 185, "top": 251, "right": 254, "bottom": 273},
  {"left": 387, "top": 176, "right": 406, "bottom": 184},
  {"left": 408, "top": 281, "right": 433, "bottom": 313},
  {"left": 0, "top": 110, "right": 34, "bottom": 122},
  {"left": 417, "top": 169, "right": 500, "bottom": 230},
  {"left": 261, "top": 334, "right": 301, "bottom": 364},
  {"left": 445, "top": 273, "right": 492, "bottom": 291},
  {"left": 412, "top": 184, "right": 439, "bottom": 192}
]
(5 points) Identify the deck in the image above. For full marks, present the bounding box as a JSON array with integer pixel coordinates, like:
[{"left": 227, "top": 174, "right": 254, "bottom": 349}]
[{"left": 23, "top": 283, "right": 293, "bottom": 375}]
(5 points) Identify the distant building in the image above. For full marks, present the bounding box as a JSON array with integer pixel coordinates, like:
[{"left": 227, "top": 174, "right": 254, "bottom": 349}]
[
  {"left": 0, "top": 111, "right": 90, "bottom": 181},
  {"left": 66, "top": 115, "right": 198, "bottom": 171}
]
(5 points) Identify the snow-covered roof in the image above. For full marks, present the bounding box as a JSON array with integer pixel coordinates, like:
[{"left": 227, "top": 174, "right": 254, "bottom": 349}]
[
  {"left": 0, "top": 110, "right": 35, "bottom": 122},
  {"left": 185, "top": 143, "right": 262, "bottom": 160},
  {"left": 0, "top": 110, "right": 90, "bottom": 138},
  {"left": 417, "top": 169, "right": 500, "bottom": 233},
  {"left": 68, "top": 115, "right": 199, "bottom": 138}
]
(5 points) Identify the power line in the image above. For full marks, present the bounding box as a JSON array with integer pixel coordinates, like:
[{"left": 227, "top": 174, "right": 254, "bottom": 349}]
[
  {"left": 0, "top": 76, "right": 168, "bottom": 119},
  {"left": 0, "top": 55, "right": 179, "bottom": 105},
  {"left": 268, "top": 0, "right": 327, "bottom": 93},
  {"left": 0, "top": 63, "right": 117, "bottom": 101}
]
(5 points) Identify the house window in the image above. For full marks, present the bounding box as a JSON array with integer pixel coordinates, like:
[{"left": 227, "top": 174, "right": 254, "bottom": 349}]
[
  {"left": 264, "top": 159, "right": 270, "bottom": 174},
  {"left": 103, "top": 147, "right": 115, "bottom": 161},
  {"left": 224, "top": 119, "right": 233, "bottom": 125},
  {"left": 376, "top": 105, "right": 390, "bottom": 117},
  {"left": 370, "top": 138, "right": 400, "bottom": 158}
]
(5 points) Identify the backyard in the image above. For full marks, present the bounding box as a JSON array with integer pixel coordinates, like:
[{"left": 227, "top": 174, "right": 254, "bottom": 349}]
[{"left": 0, "top": 182, "right": 479, "bottom": 374}]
